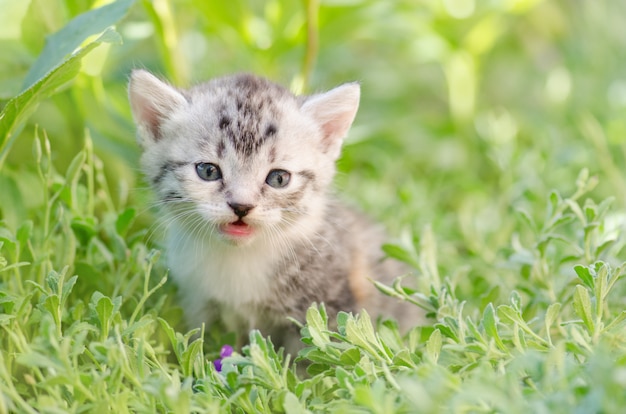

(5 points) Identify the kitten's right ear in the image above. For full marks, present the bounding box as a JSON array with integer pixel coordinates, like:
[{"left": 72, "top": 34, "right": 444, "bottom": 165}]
[{"left": 128, "top": 70, "right": 188, "bottom": 145}]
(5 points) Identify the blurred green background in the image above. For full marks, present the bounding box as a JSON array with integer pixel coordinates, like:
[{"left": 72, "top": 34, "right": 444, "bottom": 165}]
[
  {"left": 3, "top": 3, "right": 626, "bottom": 410},
  {"left": 1, "top": 0, "right": 625, "bottom": 281}
]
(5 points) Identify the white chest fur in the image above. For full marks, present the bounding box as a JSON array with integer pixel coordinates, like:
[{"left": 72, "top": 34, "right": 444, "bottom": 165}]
[{"left": 166, "top": 224, "right": 278, "bottom": 322}]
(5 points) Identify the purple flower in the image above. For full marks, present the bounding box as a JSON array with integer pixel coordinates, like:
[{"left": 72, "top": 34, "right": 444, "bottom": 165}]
[
  {"left": 220, "top": 345, "right": 233, "bottom": 358},
  {"left": 213, "top": 345, "right": 234, "bottom": 372}
]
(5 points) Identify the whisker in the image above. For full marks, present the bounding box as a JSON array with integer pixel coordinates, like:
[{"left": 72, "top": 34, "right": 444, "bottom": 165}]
[{"left": 279, "top": 214, "right": 332, "bottom": 258}]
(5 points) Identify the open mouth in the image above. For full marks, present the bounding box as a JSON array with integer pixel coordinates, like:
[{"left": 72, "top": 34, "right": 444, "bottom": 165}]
[{"left": 219, "top": 219, "right": 254, "bottom": 238}]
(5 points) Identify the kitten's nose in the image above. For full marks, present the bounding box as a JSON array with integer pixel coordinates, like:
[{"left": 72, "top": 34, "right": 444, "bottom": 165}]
[{"left": 228, "top": 202, "right": 255, "bottom": 218}]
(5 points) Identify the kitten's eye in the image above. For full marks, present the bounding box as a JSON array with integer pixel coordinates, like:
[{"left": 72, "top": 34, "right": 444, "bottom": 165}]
[
  {"left": 196, "top": 163, "right": 222, "bottom": 181},
  {"left": 265, "top": 169, "right": 291, "bottom": 188}
]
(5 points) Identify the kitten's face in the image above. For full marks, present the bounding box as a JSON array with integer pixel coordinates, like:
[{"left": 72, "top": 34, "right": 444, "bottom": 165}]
[{"left": 129, "top": 71, "right": 359, "bottom": 246}]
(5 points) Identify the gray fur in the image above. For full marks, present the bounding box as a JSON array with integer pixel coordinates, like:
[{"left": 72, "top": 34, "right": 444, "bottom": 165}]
[{"left": 128, "top": 70, "right": 423, "bottom": 354}]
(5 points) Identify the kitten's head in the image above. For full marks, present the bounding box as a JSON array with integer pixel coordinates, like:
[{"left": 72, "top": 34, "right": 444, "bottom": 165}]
[{"left": 129, "top": 70, "right": 360, "bottom": 246}]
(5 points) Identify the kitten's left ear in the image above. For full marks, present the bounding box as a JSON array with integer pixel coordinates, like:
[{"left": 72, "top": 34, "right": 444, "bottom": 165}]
[{"left": 301, "top": 83, "right": 360, "bottom": 159}]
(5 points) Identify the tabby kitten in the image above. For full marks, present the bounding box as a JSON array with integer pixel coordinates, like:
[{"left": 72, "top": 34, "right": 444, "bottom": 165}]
[{"left": 128, "top": 70, "right": 421, "bottom": 353}]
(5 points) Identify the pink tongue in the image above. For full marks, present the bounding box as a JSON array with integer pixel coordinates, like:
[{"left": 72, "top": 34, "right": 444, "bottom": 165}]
[{"left": 222, "top": 221, "right": 253, "bottom": 236}]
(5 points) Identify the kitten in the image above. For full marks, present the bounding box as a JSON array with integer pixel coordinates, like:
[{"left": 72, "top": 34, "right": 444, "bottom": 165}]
[{"left": 128, "top": 70, "right": 422, "bottom": 353}]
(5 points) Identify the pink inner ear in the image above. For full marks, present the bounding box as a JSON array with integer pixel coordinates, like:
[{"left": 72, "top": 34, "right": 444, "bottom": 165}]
[
  {"left": 301, "top": 83, "right": 360, "bottom": 157},
  {"left": 321, "top": 120, "right": 338, "bottom": 140},
  {"left": 136, "top": 99, "right": 163, "bottom": 141},
  {"left": 129, "top": 70, "right": 188, "bottom": 143},
  {"left": 320, "top": 118, "right": 350, "bottom": 150},
  {"left": 129, "top": 84, "right": 165, "bottom": 141}
]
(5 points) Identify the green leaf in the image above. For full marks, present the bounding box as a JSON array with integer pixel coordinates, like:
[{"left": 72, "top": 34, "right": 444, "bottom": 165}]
[
  {"left": 16, "top": 352, "right": 63, "bottom": 371},
  {"left": 345, "top": 311, "right": 388, "bottom": 361},
  {"left": 382, "top": 243, "right": 418, "bottom": 268},
  {"left": 0, "top": 0, "right": 134, "bottom": 166},
  {"left": 482, "top": 303, "right": 506, "bottom": 350},
  {"left": 45, "top": 270, "right": 60, "bottom": 293},
  {"left": 573, "top": 285, "right": 594, "bottom": 334},
  {"left": 71, "top": 217, "right": 98, "bottom": 245},
  {"left": 596, "top": 239, "right": 617, "bottom": 257},
  {"left": 419, "top": 225, "right": 440, "bottom": 289},
  {"left": 0, "top": 314, "right": 15, "bottom": 325},
  {"left": 61, "top": 275, "right": 78, "bottom": 303},
  {"left": 305, "top": 304, "right": 330, "bottom": 349},
  {"left": 282, "top": 391, "right": 308, "bottom": 414},
  {"left": 0, "top": 29, "right": 120, "bottom": 165},
  {"left": 497, "top": 305, "right": 523, "bottom": 325},
  {"left": 392, "top": 349, "right": 415, "bottom": 368},
  {"left": 15, "top": 220, "right": 33, "bottom": 248},
  {"left": 425, "top": 329, "right": 442, "bottom": 363},
  {"left": 480, "top": 285, "right": 501, "bottom": 310},
  {"left": 604, "top": 310, "right": 626, "bottom": 332},
  {"left": 158, "top": 317, "right": 182, "bottom": 360},
  {"left": 181, "top": 338, "right": 204, "bottom": 378},
  {"left": 336, "top": 311, "right": 349, "bottom": 336},
  {"left": 509, "top": 291, "right": 522, "bottom": 312},
  {"left": 596, "top": 197, "right": 615, "bottom": 219},
  {"left": 115, "top": 207, "right": 136, "bottom": 236},
  {"left": 545, "top": 302, "right": 561, "bottom": 329},
  {"left": 565, "top": 199, "right": 586, "bottom": 224},
  {"left": 547, "top": 190, "right": 561, "bottom": 217},
  {"left": 65, "top": 150, "right": 87, "bottom": 209},
  {"left": 594, "top": 263, "right": 608, "bottom": 316},
  {"left": 373, "top": 279, "right": 400, "bottom": 298},
  {"left": 515, "top": 208, "right": 536, "bottom": 231},
  {"left": 435, "top": 322, "right": 459, "bottom": 342},
  {"left": 65, "top": 150, "right": 86, "bottom": 187},
  {"left": 339, "top": 347, "right": 361, "bottom": 366},
  {"left": 92, "top": 292, "right": 115, "bottom": 340},
  {"left": 546, "top": 213, "right": 576, "bottom": 232},
  {"left": 335, "top": 366, "right": 352, "bottom": 389},
  {"left": 583, "top": 200, "right": 597, "bottom": 222},
  {"left": 574, "top": 265, "right": 595, "bottom": 289},
  {"left": 605, "top": 263, "right": 626, "bottom": 294},
  {"left": 536, "top": 233, "right": 573, "bottom": 256},
  {"left": 544, "top": 302, "right": 561, "bottom": 345},
  {"left": 42, "top": 294, "right": 60, "bottom": 325},
  {"left": 22, "top": 0, "right": 135, "bottom": 90}
]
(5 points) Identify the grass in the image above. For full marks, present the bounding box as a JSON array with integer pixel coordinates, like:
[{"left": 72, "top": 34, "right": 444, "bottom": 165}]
[{"left": 2, "top": 0, "right": 626, "bottom": 412}]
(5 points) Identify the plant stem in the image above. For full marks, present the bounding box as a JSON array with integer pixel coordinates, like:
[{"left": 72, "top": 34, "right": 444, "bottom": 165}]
[{"left": 300, "top": 0, "right": 319, "bottom": 93}]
